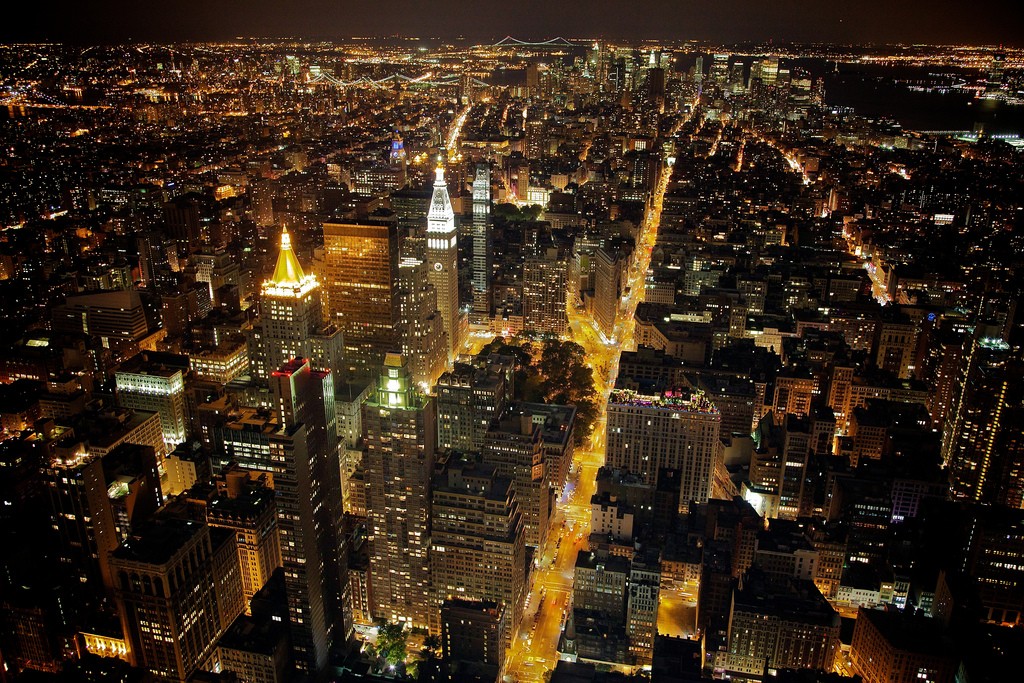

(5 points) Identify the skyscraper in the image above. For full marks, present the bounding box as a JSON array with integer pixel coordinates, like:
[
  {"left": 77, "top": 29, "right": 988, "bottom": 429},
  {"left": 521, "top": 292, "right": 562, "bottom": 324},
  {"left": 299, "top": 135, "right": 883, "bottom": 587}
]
[
  {"left": 389, "top": 131, "right": 408, "bottom": 188},
  {"left": 593, "top": 247, "right": 622, "bottom": 341},
  {"left": 943, "top": 334, "right": 1024, "bottom": 505},
  {"left": 606, "top": 388, "right": 722, "bottom": 513},
  {"left": 434, "top": 356, "right": 512, "bottom": 453},
  {"left": 43, "top": 442, "right": 162, "bottom": 614},
  {"left": 255, "top": 228, "right": 343, "bottom": 382},
  {"left": 319, "top": 218, "right": 401, "bottom": 375},
  {"left": 482, "top": 408, "right": 549, "bottom": 549},
  {"left": 269, "top": 358, "right": 345, "bottom": 675},
  {"left": 523, "top": 244, "right": 571, "bottom": 336},
  {"left": 198, "top": 485, "right": 282, "bottom": 615},
  {"left": 426, "top": 164, "right": 463, "bottom": 360},
  {"left": 471, "top": 164, "right": 492, "bottom": 322},
  {"left": 110, "top": 517, "right": 244, "bottom": 681},
  {"left": 430, "top": 455, "right": 526, "bottom": 635},
  {"left": 362, "top": 354, "right": 436, "bottom": 629},
  {"left": 396, "top": 256, "right": 449, "bottom": 390}
]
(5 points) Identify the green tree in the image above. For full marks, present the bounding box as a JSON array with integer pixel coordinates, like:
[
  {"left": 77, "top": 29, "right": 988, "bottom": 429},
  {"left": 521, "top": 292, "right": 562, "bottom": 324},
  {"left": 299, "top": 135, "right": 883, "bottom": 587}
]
[
  {"left": 492, "top": 203, "right": 523, "bottom": 224},
  {"left": 522, "top": 204, "right": 544, "bottom": 220},
  {"left": 422, "top": 633, "right": 441, "bottom": 655},
  {"left": 536, "top": 339, "right": 599, "bottom": 444},
  {"left": 374, "top": 622, "right": 408, "bottom": 670}
]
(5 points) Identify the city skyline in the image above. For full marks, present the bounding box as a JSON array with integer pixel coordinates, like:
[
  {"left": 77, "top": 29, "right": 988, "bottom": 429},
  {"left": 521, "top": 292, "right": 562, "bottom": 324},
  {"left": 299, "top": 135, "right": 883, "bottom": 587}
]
[
  {"left": 0, "top": 20, "right": 1022, "bottom": 683},
  {"left": 4, "top": 1, "right": 1023, "bottom": 46}
]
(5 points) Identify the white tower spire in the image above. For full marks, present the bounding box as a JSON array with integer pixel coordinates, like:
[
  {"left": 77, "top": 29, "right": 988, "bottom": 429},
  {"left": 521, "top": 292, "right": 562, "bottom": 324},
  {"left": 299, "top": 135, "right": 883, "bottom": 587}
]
[{"left": 426, "top": 162, "right": 462, "bottom": 360}]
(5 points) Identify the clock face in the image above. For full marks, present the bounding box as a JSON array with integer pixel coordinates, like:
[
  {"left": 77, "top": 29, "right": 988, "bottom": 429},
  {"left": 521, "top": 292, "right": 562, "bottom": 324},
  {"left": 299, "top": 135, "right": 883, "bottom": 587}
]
[{"left": 434, "top": 262, "right": 443, "bottom": 271}]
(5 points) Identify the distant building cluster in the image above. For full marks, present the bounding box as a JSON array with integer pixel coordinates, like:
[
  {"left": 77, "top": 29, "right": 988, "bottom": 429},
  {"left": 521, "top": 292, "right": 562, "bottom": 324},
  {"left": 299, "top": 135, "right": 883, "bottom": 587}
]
[{"left": 0, "top": 35, "right": 1022, "bottom": 683}]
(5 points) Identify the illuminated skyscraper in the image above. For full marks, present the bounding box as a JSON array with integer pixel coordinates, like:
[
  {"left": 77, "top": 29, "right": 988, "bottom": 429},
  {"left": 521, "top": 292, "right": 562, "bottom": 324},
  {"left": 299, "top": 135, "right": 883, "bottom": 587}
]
[
  {"left": 471, "top": 163, "right": 492, "bottom": 321},
  {"left": 110, "top": 517, "right": 244, "bottom": 681},
  {"left": 986, "top": 52, "right": 1006, "bottom": 96},
  {"left": 426, "top": 164, "right": 463, "bottom": 360},
  {"left": 482, "top": 408, "right": 549, "bottom": 549},
  {"left": 523, "top": 244, "right": 571, "bottom": 336},
  {"left": 362, "top": 354, "right": 436, "bottom": 629},
  {"left": 434, "top": 357, "right": 512, "bottom": 453},
  {"left": 319, "top": 218, "right": 401, "bottom": 375},
  {"left": 943, "top": 334, "right": 1024, "bottom": 505},
  {"left": 430, "top": 455, "right": 526, "bottom": 636},
  {"left": 196, "top": 485, "right": 281, "bottom": 615},
  {"left": 254, "top": 228, "right": 343, "bottom": 382},
  {"left": 269, "top": 358, "right": 345, "bottom": 675},
  {"left": 593, "top": 247, "right": 622, "bottom": 341},
  {"left": 709, "top": 53, "right": 730, "bottom": 85},
  {"left": 396, "top": 256, "right": 449, "bottom": 389},
  {"left": 760, "top": 56, "right": 780, "bottom": 86}
]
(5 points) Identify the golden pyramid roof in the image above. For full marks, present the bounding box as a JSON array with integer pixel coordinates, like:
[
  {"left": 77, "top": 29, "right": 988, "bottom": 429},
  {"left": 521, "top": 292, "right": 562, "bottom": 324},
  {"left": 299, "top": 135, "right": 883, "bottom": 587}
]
[{"left": 272, "top": 227, "right": 306, "bottom": 285}]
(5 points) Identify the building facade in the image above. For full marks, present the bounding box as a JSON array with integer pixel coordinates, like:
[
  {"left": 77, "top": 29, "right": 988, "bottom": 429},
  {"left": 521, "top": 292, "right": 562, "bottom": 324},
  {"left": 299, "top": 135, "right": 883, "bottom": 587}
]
[
  {"left": 362, "top": 354, "right": 436, "bottom": 629},
  {"left": 606, "top": 388, "right": 722, "bottom": 513},
  {"left": 426, "top": 165, "right": 464, "bottom": 359}
]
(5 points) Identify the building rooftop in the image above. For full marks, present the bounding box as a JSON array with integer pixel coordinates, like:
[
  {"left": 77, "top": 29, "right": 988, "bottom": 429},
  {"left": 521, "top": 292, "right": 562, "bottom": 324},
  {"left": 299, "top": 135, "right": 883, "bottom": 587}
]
[
  {"left": 111, "top": 517, "right": 205, "bottom": 566},
  {"left": 575, "top": 550, "right": 631, "bottom": 575},
  {"left": 217, "top": 612, "right": 287, "bottom": 656},
  {"left": 608, "top": 388, "right": 719, "bottom": 414},
  {"left": 734, "top": 568, "right": 838, "bottom": 627},
  {"left": 857, "top": 607, "right": 954, "bottom": 657}
]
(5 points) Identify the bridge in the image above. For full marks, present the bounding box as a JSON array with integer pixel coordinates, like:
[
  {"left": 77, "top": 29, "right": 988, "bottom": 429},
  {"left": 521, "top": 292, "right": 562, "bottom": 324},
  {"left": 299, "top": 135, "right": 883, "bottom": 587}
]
[
  {"left": 492, "top": 36, "right": 578, "bottom": 48},
  {"left": 308, "top": 71, "right": 488, "bottom": 90}
]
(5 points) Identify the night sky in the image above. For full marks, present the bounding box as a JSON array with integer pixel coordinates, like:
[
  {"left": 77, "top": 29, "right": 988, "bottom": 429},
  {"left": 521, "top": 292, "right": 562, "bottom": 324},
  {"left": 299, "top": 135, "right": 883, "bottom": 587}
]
[{"left": 6, "top": 0, "right": 1023, "bottom": 45}]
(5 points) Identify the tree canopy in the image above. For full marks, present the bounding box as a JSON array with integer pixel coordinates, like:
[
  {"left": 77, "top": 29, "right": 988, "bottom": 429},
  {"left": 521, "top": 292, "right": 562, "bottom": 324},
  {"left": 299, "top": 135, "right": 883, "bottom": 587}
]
[
  {"left": 365, "top": 622, "right": 408, "bottom": 675},
  {"left": 481, "top": 335, "right": 600, "bottom": 445}
]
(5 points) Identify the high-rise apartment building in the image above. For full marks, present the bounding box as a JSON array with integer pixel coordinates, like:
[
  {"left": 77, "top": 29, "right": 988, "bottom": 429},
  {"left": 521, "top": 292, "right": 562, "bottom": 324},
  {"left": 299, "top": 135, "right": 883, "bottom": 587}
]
[
  {"left": 606, "top": 388, "right": 721, "bottom": 513},
  {"left": 319, "top": 219, "right": 401, "bottom": 375},
  {"left": 943, "top": 334, "right": 1024, "bottom": 505},
  {"left": 430, "top": 456, "right": 526, "bottom": 635},
  {"left": 268, "top": 358, "right": 345, "bottom": 675},
  {"left": 110, "top": 517, "right": 244, "bottom": 681},
  {"left": 482, "top": 408, "right": 549, "bottom": 549},
  {"left": 523, "top": 244, "right": 571, "bottom": 336},
  {"left": 434, "top": 356, "right": 512, "bottom": 452},
  {"left": 362, "top": 354, "right": 436, "bottom": 629},
  {"left": 471, "top": 164, "right": 492, "bottom": 321},
  {"left": 426, "top": 165, "right": 464, "bottom": 359},
  {"left": 115, "top": 353, "right": 188, "bottom": 452},
  {"left": 200, "top": 486, "right": 281, "bottom": 614}
]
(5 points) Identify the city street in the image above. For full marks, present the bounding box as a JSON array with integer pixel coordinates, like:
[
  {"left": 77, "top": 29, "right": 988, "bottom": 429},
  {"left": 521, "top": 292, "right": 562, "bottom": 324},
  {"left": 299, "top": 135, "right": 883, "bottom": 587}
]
[{"left": 503, "top": 118, "right": 684, "bottom": 682}]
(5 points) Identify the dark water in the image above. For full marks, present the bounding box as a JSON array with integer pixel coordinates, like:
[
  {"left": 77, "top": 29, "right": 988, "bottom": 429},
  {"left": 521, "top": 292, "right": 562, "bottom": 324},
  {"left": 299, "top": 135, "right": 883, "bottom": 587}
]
[
  {"left": 823, "top": 63, "right": 1024, "bottom": 135},
  {"left": 678, "top": 54, "right": 1024, "bottom": 136}
]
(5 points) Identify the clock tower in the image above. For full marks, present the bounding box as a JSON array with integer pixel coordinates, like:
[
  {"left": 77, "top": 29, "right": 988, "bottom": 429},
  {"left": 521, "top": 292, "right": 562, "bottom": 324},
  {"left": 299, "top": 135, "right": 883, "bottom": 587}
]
[{"left": 426, "top": 162, "right": 463, "bottom": 360}]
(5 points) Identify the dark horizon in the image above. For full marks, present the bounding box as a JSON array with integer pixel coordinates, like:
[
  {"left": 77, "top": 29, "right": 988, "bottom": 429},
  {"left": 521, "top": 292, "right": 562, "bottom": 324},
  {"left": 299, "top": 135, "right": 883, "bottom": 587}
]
[{"left": 5, "top": 0, "right": 1023, "bottom": 47}]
